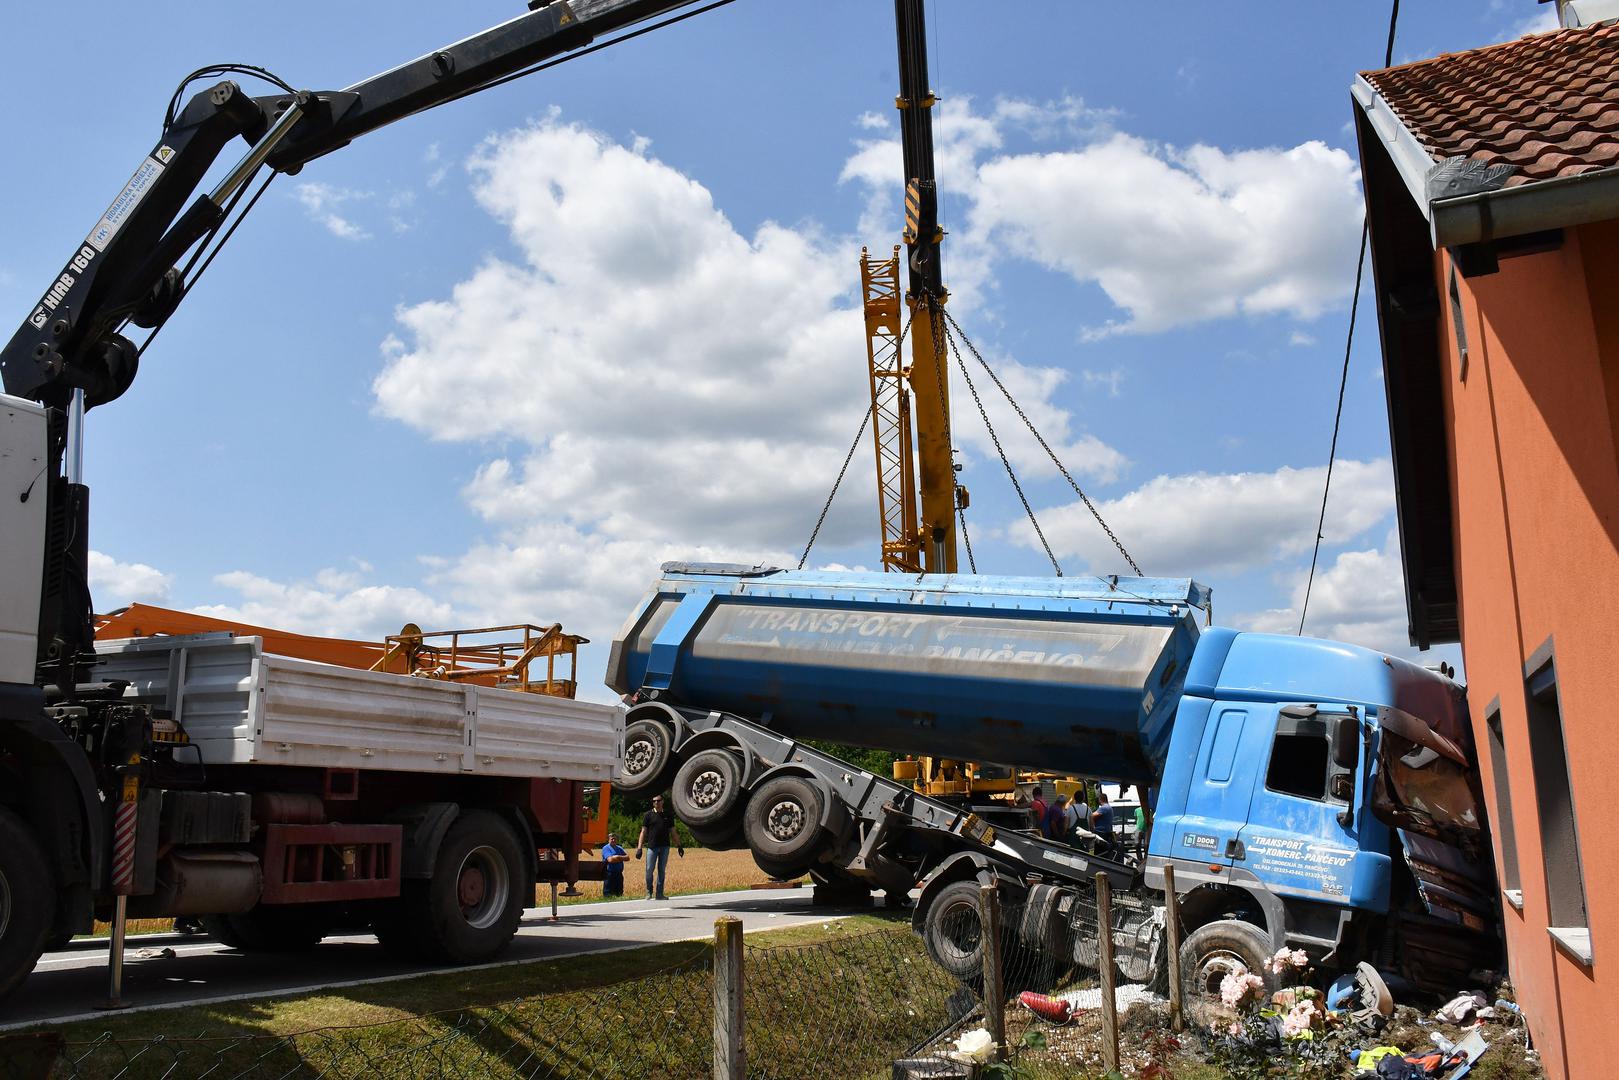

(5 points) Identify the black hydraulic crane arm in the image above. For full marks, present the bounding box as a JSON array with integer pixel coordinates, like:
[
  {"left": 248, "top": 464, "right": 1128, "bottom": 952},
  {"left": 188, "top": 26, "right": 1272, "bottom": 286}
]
[
  {"left": 0, "top": 0, "right": 710, "bottom": 412},
  {"left": 894, "top": 0, "right": 941, "bottom": 301}
]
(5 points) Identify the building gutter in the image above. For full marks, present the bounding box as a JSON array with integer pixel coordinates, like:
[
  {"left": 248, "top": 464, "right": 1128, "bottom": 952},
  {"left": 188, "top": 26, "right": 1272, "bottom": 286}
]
[
  {"left": 1352, "top": 75, "right": 1619, "bottom": 250},
  {"left": 1430, "top": 165, "right": 1619, "bottom": 246},
  {"left": 1351, "top": 77, "right": 1437, "bottom": 221}
]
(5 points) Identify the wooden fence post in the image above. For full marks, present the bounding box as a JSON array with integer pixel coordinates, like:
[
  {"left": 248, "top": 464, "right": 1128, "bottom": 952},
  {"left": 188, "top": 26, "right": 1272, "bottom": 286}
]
[
  {"left": 978, "top": 883, "right": 1006, "bottom": 1061},
  {"left": 1095, "top": 872, "right": 1119, "bottom": 1073},
  {"left": 1162, "top": 863, "right": 1184, "bottom": 1033},
  {"left": 713, "top": 916, "right": 745, "bottom": 1080}
]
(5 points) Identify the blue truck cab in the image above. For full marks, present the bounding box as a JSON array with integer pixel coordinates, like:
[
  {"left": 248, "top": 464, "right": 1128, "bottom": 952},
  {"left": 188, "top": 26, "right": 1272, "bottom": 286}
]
[{"left": 1150, "top": 628, "right": 1498, "bottom": 994}]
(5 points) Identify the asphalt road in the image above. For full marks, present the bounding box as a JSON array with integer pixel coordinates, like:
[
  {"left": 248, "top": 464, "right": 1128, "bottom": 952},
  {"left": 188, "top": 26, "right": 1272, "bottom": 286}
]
[{"left": 4, "top": 888, "right": 862, "bottom": 1030}]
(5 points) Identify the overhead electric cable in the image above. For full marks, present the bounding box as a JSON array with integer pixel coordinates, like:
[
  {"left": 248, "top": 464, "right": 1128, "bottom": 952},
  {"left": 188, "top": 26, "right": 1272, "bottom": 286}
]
[{"left": 1299, "top": 0, "right": 1400, "bottom": 636}]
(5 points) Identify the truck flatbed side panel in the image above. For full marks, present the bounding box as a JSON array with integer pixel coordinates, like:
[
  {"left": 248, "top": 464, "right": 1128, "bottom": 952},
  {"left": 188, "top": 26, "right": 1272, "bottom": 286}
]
[
  {"left": 611, "top": 565, "right": 1205, "bottom": 783},
  {"left": 96, "top": 634, "right": 622, "bottom": 781}
]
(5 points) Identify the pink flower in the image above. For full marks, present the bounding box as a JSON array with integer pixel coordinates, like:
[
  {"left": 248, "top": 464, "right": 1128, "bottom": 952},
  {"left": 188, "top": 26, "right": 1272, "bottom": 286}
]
[
  {"left": 1268, "top": 947, "right": 1310, "bottom": 974},
  {"left": 1219, "top": 967, "right": 1266, "bottom": 1009},
  {"left": 1280, "top": 1000, "right": 1318, "bottom": 1039}
]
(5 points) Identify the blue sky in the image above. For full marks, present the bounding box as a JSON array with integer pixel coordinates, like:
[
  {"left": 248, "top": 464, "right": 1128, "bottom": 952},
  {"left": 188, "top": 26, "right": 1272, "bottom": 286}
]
[{"left": 4, "top": 0, "right": 1548, "bottom": 692}]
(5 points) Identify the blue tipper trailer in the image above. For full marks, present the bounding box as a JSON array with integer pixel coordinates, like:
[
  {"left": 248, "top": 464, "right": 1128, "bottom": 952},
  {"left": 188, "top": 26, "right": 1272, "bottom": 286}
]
[{"left": 610, "top": 563, "right": 1501, "bottom": 998}]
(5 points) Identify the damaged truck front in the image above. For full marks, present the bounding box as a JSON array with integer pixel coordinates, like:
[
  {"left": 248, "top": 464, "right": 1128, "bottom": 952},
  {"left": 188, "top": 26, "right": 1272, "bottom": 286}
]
[
  {"left": 1150, "top": 628, "right": 1500, "bottom": 1000},
  {"left": 609, "top": 564, "right": 1502, "bottom": 1003}
]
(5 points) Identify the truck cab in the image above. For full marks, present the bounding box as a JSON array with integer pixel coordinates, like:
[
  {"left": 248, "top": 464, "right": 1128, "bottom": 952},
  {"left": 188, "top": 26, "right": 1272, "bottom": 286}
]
[{"left": 1150, "top": 628, "right": 1499, "bottom": 996}]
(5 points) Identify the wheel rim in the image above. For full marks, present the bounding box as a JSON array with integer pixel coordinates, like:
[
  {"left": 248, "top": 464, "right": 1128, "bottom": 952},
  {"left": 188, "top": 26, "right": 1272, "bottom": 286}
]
[
  {"left": 765, "top": 799, "right": 806, "bottom": 842},
  {"left": 0, "top": 867, "right": 11, "bottom": 942},
  {"left": 456, "top": 845, "right": 510, "bottom": 930},
  {"left": 937, "top": 900, "right": 982, "bottom": 964},
  {"left": 690, "top": 767, "right": 728, "bottom": 810},
  {"left": 624, "top": 735, "right": 656, "bottom": 779},
  {"left": 1190, "top": 947, "right": 1252, "bottom": 1004}
]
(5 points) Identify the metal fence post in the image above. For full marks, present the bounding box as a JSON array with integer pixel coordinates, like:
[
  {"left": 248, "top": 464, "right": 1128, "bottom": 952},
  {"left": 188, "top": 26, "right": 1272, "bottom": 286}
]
[
  {"left": 1162, "top": 863, "right": 1184, "bottom": 1033},
  {"left": 1094, "top": 872, "right": 1119, "bottom": 1072},
  {"left": 713, "top": 916, "right": 745, "bottom": 1080},
  {"left": 978, "top": 883, "right": 1006, "bottom": 1061}
]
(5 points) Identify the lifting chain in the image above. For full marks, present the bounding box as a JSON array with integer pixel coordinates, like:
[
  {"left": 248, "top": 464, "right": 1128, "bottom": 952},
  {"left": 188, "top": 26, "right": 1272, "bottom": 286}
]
[
  {"left": 942, "top": 308, "right": 1142, "bottom": 576},
  {"left": 940, "top": 322, "right": 1064, "bottom": 576}
]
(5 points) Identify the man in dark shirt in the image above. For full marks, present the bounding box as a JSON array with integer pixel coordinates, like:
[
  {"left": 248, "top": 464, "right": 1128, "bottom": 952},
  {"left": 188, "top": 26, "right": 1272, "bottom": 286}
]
[
  {"left": 1042, "top": 794, "right": 1070, "bottom": 841},
  {"left": 1092, "top": 793, "right": 1116, "bottom": 858},
  {"left": 635, "top": 794, "right": 684, "bottom": 900}
]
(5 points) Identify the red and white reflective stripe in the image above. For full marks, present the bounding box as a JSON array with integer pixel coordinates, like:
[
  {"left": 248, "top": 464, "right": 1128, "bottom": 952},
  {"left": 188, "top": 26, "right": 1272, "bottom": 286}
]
[{"left": 111, "top": 799, "right": 138, "bottom": 894}]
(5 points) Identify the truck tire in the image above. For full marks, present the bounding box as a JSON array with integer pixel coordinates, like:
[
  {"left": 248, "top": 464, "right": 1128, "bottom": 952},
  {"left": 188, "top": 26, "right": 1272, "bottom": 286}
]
[
  {"left": 0, "top": 808, "right": 53, "bottom": 1003},
  {"left": 1178, "top": 918, "right": 1273, "bottom": 1017},
  {"left": 923, "top": 880, "right": 993, "bottom": 982},
  {"left": 751, "top": 852, "right": 810, "bottom": 882},
  {"left": 671, "top": 749, "right": 746, "bottom": 829},
  {"left": 618, "top": 719, "right": 676, "bottom": 797},
  {"left": 687, "top": 819, "right": 745, "bottom": 850},
  {"left": 200, "top": 907, "right": 327, "bottom": 952},
  {"left": 402, "top": 810, "right": 526, "bottom": 964},
  {"left": 743, "top": 775, "right": 826, "bottom": 866}
]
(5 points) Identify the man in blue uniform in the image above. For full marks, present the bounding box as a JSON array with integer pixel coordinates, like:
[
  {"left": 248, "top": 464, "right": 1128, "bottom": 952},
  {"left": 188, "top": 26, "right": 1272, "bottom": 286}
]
[{"left": 601, "top": 832, "right": 628, "bottom": 897}]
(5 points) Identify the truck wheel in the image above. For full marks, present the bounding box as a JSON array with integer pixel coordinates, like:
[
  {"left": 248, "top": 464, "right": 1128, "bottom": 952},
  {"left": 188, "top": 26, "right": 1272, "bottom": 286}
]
[
  {"left": 751, "top": 852, "right": 810, "bottom": 881},
  {"left": 200, "top": 907, "right": 327, "bottom": 952},
  {"left": 923, "top": 880, "right": 993, "bottom": 982},
  {"left": 672, "top": 749, "right": 746, "bottom": 828},
  {"left": 687, "top": 819, "right": 745, "bottom": 850},
  {"left": 1179, "top": 919, "right": 1273, "bottom": 1019},
  {"left": 744, "top": 775, "right": 827, "bottom": 867},
  {"left": 0, "top": 808, "right": 53, "bottom": 1003},
  {"left": 408, "top": 810, "right": 526, "bottom": 964},
  {"left": 618, "top": 719, "right": 676, "bottom": 797}
]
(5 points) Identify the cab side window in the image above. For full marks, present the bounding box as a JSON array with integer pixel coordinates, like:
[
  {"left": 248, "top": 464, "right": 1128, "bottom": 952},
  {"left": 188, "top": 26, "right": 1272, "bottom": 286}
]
[
  {"left": 1263, "top": 708, "right": 1353, "bottom": 804},
  {"left": 1266, "top": 732, "right": 1329, "bottom": 800}
]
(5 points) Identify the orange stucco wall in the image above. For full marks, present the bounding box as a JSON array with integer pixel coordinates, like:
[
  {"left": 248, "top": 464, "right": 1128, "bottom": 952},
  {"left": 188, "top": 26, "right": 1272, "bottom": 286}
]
[{"left": 1440, "top": 219, "right": 1619, "bottom": 1080}]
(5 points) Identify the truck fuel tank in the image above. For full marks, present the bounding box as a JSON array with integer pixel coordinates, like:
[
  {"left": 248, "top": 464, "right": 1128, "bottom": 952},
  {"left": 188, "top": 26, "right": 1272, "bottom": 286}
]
[{"left": 609, "top": 563, "right": 1209, "bottom": 784}]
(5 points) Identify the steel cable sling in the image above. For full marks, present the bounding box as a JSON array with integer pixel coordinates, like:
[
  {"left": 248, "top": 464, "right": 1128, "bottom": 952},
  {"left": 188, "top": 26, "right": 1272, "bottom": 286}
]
[
  {"left": 941, "top": 308, "right": 1142, "bottom": 576},
  {"left": 937, "top": 316, "right": 1063, "bottom": 576},
  {"left": 798, "top": 310, "right": 914, "bottom": 569}
]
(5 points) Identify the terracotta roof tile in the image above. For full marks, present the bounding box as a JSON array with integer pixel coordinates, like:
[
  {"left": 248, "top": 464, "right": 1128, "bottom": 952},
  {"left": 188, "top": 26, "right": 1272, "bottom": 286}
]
[{"left": 1362, "top": 21, "right": 1619, "bottom": 187}]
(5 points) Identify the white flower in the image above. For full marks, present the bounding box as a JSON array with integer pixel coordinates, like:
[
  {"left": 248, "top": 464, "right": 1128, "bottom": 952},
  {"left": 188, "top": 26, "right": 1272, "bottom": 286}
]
[{"left": 952, "top": 1028, "right": 997, "bottom": 1064}]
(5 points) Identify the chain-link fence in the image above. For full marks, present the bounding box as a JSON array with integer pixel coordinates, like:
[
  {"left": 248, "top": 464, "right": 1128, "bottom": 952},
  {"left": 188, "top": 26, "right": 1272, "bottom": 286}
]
[{"left": 4, "top": 881, "right": 1188, "bottom": 1080}]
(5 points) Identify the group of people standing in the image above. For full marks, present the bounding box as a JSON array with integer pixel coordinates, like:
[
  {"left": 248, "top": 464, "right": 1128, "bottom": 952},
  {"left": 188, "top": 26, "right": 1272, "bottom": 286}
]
[
  {"left": 1027, "top": 785, "right": 1121, "bottom": 859},
  {"left": 599, "top": 794, "right": 685, "bottom": 899}
]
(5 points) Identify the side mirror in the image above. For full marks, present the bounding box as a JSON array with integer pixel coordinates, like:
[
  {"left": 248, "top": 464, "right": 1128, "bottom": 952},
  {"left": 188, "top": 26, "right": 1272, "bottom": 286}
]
[{"left": 1332, "top": 714, "right": 1359, "bottom": 769}]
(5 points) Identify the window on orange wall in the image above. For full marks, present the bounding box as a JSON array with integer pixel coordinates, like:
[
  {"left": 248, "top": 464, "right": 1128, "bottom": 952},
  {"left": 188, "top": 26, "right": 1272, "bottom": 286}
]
[
  {"left": 1525, "top": 641, "right": 1591, "bottom": 965},
  {"left": 1484, "top": 699, "right": 1522, "bottom": 909}
]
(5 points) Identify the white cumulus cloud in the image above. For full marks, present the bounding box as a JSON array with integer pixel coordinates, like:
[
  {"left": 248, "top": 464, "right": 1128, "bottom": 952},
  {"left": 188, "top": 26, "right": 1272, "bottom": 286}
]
[
  {"left": 1237, "top": 530, "right": 1410, "bottom": 653},
  {"left": 192, "top": 568, "right": 455, "bottom": 641},
  {"left": 969, "top": 135, "right": 1362, "bottom": 336},
  {"left": 292, "top": 182, "right": 373, "bottom": 241},
  {"left": 841, "top": 96, "right": 1362, "bottom": 336},
  {"left": 1012, "top": 459, "right": 1395, "bottom": 577},
  {"left": 88, "top": 551, "right": 172, "bottom": 607}
]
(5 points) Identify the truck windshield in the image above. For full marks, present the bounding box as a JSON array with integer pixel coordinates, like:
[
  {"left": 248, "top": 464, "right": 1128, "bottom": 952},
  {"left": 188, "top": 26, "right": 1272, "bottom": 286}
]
[{"left": 1372, "top": 726, "right": 1484, "bottom": 854}]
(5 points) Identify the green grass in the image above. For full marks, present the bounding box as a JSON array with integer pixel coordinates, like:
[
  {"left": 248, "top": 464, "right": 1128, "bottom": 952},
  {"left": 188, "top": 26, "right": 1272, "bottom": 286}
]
[{"left": 26, "top": 914, "right": 918, "bottom": 1080}]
